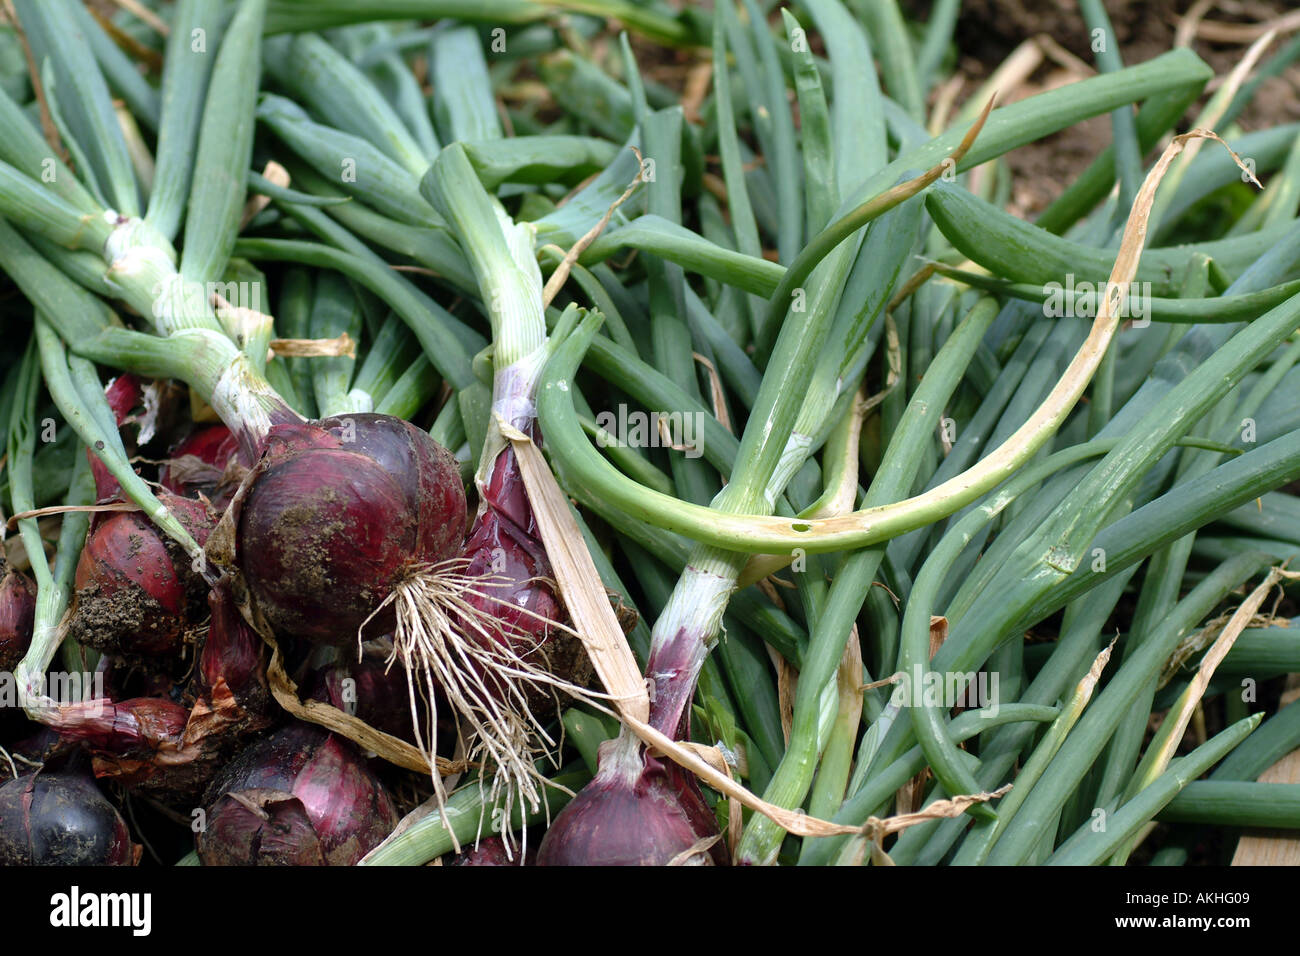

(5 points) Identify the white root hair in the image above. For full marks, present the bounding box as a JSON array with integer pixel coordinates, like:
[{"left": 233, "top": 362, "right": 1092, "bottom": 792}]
[{"left": 364, "top": 557, "right": 601, "bottom": 860}]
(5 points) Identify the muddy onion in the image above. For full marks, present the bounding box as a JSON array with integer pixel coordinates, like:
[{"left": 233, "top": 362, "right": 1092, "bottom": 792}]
[
  {"left": 0, "top": 563, "right": 37, "bottom": 671},
  {"left": 234, "top": 414, "right": 465, "bottom": 645},
  {"left": 68, "top": 494, "right": 216, "bottom": 657},
  {"left": 196, "top": 723, "right": 398, "bottom": 866},
  {"left": 0, "top": 770, "right": 133, "bottom": 866}
]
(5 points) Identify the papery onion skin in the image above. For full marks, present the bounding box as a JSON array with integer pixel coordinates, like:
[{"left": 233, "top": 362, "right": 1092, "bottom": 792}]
[
  {"left": 196, "top": 723, "right": 398, "bottom": 866},
  {"left": 536, "top": 739, "right": 728, "bottom": 867},
  {"left": 161, "top": 423, "right": 242, "bottom": 506},
  {"left": 0, "top": 770, "right": 133, "bottom": 866},
  {"left": 68, "top": 494, "right": 216, "bottom": 658},
  {"left": 0, "top": 564, "right": 37, "bottom": 671},
  {"left": 47, "top": 585, "right": 271, "bottom": 800},
  {"left": 235, "top": 414, "right": 466, "bottom": 645},
  {"left": 199, "top": 580, "right": 267, "bottom": 712},
  {"left": 44, "top": 695, "right": 216, "bottom": 800},
  {"left": 45, "top": 696, "right": 190, "bottom": 755}
]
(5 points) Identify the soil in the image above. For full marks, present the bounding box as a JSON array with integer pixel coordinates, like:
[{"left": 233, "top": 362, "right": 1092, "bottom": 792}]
[{"left": 903, "top": 0, "right": 1300, "bottom": 217}]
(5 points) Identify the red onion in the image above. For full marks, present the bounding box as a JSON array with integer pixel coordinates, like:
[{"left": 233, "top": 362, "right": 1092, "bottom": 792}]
[
  {"left": 0, "top": 563, "right": 37, "bottom": 671},
  {"left": 309, "top": 658, "right": 422, "bottom": 744},
  {"left": 196, "top": 723, "right": 398, "bottom": 865},
  {"left": 46, "top": 695, "right": 190, "bottom": 755},
  {"left": 160, "top": 423, "right": 242, "bottom": 506},
  {"left": 534, "top": 600, "right": 725, "bottom": 867},
  {"left": 68, "top": 493, "right": 216, "bottom": 658},
  {"left": 457, "top": 438, "right": 591, "bottom": 712},
  {"left": 461, "top": 441, "right": 560, "bottom": 645},
  {"left": 232, "top": 413, "right": 465, "bottom": 646},
  {"left": 0, "top": 769, "right": 133, "bottom": 865},
  {"left": 44, "top": 693, "right": 226, "bottom": 799},
  {"left": 536, "top": 734, "right": 728, "bottom": 866},
  {"left": 197, "top": 580, "right": 268, "bottom": 715}
]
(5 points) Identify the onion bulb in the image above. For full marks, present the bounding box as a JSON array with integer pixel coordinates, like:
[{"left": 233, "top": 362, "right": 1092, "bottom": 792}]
[
  {"left": 537, "top": 734, "right": 727, "bottom": 866},
  {"left": 196, "top": 723, "right": 398, "bottom": 866},
  {"left": 232, "top": 413, "right": 465, "bottom": 646},
  {"left": 0, "top": 562, "right": 36, "bottom": 671},
  {"left": 0, "top": 770, "right": 133, "bottom": 866}
]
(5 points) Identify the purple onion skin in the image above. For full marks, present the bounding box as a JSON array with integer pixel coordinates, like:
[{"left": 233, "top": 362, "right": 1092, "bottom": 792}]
[
  {"left": 236, "top": 414, "right": 466, "bottom": 646},
  {"left": 0, "top": 771, "right": 133, "bottom": 866},
  {"left": 0, "top": 565, "right": 37, "bottom": 671},
  {"left": 199, "top": 580, "right": 266, "bottom": 708},
  {"left": 460, "top": 437, "right": 594, "bottom": 704},
  {"left": 537, "top": 740, "right": 728, "bottom": 866},
  {"left": 308, "top": 659, "right": 420, "bottom": 744},
  {"left": 197, "top": 723, "right": 398, "bottom": 866},
  {"left": 47, "top": 696, "right": 190, "bottom": 754},
  {"left": 462, "top": 441, "right": 560, "bottom": 645}
]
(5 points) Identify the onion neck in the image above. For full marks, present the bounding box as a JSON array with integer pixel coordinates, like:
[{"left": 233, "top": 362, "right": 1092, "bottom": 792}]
[
  {"left": 476, "top": 346, "right": 548, "bottom": 493},
  {"left": 97, "top": 215, "right": 298, "bottom": 456},
  {"left": 644, "top": 546, "right": 743, "bottom": 737},
  {"left": 596, "top": 727, "right": 651, "bottom": 788},
  {"left": 92, "top": 326, "right": 302, "bottom": 459}
]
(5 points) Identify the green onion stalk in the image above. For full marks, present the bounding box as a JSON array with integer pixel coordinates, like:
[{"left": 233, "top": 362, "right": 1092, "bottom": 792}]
[
  {"left": 406, "top": 40, "right": 866, "bottom": 859},
  {"left": 5, "top": 340, "right": 95, "bottom": 714},
  {"left": 0, "top": 0, "right": 294, "bottom": 459},
  {"left": 847, "top": 257, "right": 1300, "bottom": 855},
  {"left": 528, "top": 53, "right": 990, "bottom": 864}
]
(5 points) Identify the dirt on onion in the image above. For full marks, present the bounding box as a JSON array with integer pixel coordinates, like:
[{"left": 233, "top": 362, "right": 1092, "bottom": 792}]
[{"left": 68, "top": 494, "right": 216, "bottom": 660}]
